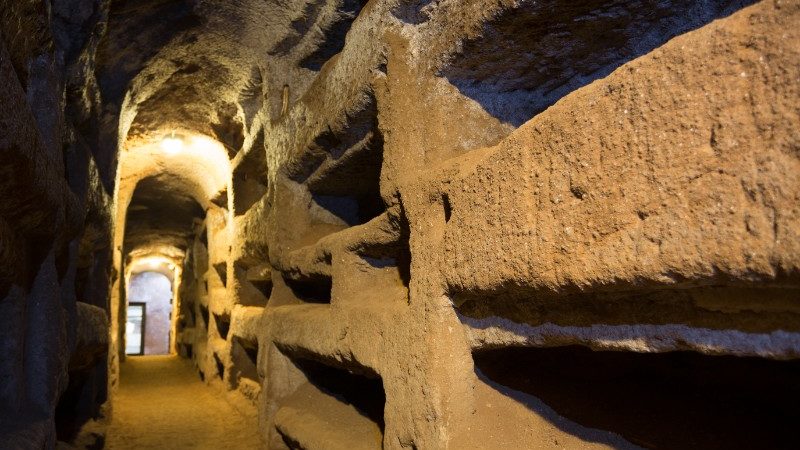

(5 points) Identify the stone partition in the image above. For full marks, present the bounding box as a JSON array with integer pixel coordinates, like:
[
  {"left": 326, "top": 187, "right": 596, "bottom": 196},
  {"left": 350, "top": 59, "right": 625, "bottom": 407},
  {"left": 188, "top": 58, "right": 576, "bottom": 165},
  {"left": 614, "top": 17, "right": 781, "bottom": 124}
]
[
  {"left": 172, "top": 1, "right": 800, "bottom": 448},
  {"left": 1, "top": 0, "right": 798, "bottom": 448}
]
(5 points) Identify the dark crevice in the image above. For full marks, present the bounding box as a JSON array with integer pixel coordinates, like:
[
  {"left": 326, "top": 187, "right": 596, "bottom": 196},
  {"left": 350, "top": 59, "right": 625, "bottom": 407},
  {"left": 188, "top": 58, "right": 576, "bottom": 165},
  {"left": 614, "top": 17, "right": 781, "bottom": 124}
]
[
  {"left": 311, "top": 193, "right": 384, "bottom": 227},
  {"left": 210, "top": 188, "right": 228, "bottom": 209},
  {"left": 442, "top": 193, "right": 451, "bottom": 223},
  {"left": 214, "top": 312, "right": 230, "bottom": 340},
  {"left": 199, "top": 226, "right": 208, "bottom": 247},
  {"left": 199, "top": 303, "right": 210, "bottom": 329},
  {"left": 231, "top": 337, "right": 259, "bottom": 383},
  {"left": 180, "top": 343, "right": 193, "bottom": 359},
  {"left": 283, "top": 273, "right": 332, "bottom": 304},
  {"left": 188, "top": 300, "right": 197, "bottom": 324},
  {"left": 213, "top": 352, "right": 225, "bottom": 380},
  {"left": 475, "top": 346, "right": 800, "bottom": 450},
  {"left": 239, "top": 66, "right": 264, "bottom": 129},
  {"left": 290, "top": 355, "right": 385, "bottom": 431},
  {"left": 234, "top": 261, "right": 273, "bottom": 306},
  {"left": 441, "top": 0, "right": 757, "bottom": 126},
  {"left": 287, "top": 94, "right": 386, "bottom": 228},
  {"left": 249, "top": 277, "right": 273, "bottom": 301},
  {"left": 454, "top": 286, "right": 800, "bottom": 333},
  {"left": 213, "top": 262, "right": 227, "bottom": 287},
  {"left": 233, "top": 130, "right": 268, "bottom": 216},
  {"left": 54, "top": 360, "right": 107, "bottom": 443},
  {"left": 298, "top": 0, "right": 369, "bottom": 71},
  {"left": 269, "top": 0, "right": 328, "bottom": 56}
]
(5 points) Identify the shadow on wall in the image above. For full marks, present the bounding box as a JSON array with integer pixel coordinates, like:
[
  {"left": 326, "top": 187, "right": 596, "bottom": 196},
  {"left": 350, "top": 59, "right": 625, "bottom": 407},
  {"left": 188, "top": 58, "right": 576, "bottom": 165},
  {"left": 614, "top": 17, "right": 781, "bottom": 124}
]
[
  {"left": 474, "top": 346, "right": 800, "bottom": 449},
  {"left": 441, "top": 0, "right": 757, "bottom": 126},
  {"left": 127, "top": 271, "right": 173, "bottom": 355}
]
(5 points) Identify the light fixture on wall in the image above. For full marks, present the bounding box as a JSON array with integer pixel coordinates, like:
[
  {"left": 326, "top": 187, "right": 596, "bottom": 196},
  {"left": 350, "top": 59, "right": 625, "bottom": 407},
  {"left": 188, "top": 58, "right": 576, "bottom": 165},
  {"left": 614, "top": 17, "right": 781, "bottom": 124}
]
[{"left": 160, "top": 131, "right": 184, "bottom": 155}]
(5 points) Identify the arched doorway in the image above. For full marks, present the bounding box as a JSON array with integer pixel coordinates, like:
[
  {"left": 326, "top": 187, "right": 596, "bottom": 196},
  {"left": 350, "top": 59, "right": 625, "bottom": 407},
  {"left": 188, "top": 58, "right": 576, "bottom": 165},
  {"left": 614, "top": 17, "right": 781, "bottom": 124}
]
[{"left": 126, "top": 271, "right": 173, "bottom": 355}]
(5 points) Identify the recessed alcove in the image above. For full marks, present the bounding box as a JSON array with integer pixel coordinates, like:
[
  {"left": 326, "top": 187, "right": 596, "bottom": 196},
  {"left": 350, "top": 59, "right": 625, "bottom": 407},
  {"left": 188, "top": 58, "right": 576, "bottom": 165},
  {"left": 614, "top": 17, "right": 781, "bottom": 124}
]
[{"left": 473, "top": 345, "right": 800, "bottom": 449}]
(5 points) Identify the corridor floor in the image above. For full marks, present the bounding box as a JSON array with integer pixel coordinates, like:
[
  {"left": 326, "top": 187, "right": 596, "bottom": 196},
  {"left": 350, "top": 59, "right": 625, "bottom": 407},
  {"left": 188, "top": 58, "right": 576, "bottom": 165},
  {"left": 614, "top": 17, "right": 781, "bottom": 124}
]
[{"left": 105, "top": 355, "right": 263, "bottom": 449}]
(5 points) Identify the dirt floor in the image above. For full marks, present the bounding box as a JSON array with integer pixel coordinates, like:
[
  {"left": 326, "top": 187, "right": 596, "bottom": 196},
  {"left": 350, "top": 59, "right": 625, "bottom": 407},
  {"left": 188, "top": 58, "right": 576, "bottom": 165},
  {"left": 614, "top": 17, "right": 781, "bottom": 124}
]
[{"left": 105, "top": 355, "right": 263, "bottom": 449}]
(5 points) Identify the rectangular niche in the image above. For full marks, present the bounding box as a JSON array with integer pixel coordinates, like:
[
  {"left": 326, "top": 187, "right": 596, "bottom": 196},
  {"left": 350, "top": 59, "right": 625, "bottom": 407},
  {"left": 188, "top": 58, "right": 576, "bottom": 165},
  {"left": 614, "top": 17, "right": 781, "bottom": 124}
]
[
  {"left": 233, "top": 261, "right": 273, "bottom": 307},
  {"left": 213, "top": 312, "right": 231, "bottom": 340},
  {"left": 281, "top": 272, "right": 332, "bottom": 304},
  {"left": 231, "top": 336, "right": 259, "bottom": 384},
  {"left": 472, "top": 345, "right": 800, "bottom": 449},
  {"left": 275, "top": 354, "right": 385, "bottom": 449},
  {"left": 288, "top": 94, "right": 386, "bottom": 231},
  {"left": 232, "top": 130, "right": 268, "bottom": 216}
]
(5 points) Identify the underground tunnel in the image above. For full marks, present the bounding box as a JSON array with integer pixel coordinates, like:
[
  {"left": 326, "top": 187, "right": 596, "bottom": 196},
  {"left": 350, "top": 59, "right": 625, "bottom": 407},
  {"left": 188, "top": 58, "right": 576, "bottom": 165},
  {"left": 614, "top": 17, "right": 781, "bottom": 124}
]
[{"left": 1, "top": 0, "right": 799, "bottom": 449}]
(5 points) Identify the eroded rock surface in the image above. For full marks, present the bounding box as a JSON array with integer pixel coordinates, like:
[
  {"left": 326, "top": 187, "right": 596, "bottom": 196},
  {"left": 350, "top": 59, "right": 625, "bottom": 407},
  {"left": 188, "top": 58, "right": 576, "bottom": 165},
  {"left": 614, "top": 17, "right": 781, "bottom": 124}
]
[{"left": 2, "top": 0, "right": 799, "bottom": 449}]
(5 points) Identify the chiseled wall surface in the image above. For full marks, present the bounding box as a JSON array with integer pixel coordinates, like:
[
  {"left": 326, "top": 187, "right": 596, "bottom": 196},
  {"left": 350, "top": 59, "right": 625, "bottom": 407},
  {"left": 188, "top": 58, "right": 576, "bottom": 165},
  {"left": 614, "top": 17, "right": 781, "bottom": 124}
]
[
  {"left": 173, "top": 1, "right": 800, "bottom": 449},
  {"left": 1, "top": 0, "right": 799, "bottom": 448},
  {"left": 0, "top": 0, "right": 114, "bottom": 447}
]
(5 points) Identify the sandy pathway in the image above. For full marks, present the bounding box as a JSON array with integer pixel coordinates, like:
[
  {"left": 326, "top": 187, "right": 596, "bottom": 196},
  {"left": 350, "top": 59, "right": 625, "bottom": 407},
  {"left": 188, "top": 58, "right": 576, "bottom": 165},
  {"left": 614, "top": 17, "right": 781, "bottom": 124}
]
[{"left": 105, "top": 355, "right": 263, "bottom": 449}]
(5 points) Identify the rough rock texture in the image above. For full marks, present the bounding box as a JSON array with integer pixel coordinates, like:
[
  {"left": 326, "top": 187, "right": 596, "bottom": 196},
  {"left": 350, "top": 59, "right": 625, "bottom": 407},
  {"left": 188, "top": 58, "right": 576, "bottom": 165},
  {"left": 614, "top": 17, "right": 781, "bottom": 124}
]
[
  {"left": 168, "top": 1, "right": 800, "bottom": 449},
  {"left": 0, "top": 0, "right": 114, "bottom": 446},
  {"left": 2, "top": 0, "right": 799, "bottom": 449}
]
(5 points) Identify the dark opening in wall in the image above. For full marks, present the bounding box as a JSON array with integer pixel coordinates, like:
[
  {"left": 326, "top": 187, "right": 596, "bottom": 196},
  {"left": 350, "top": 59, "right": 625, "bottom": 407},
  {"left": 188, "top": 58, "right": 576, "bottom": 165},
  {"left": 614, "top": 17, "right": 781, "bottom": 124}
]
[
  {"left": 288, "top": 95, "right": 386, "bottom": 229},
  {"left": 234, "top": 261, "right": 273, "bottom": 307},
  {"left": 269, "top": 0, "right": 327, "bottom": 56},
  {"left": 274, "top": 351, "right": 385, "bottom": 446},
  {"left": 298, "top": 0, "right": 370, "bottom": 71},
  {"left": 213, "top": 352, "right": 225, "bottom": 380},
  {"left": 283, "top": 273, "right": 332, "bottom": 304},
  {"left": 213, "top": 262, "right": 227, "bottom": 287},
  {"left": 239, "top": 66, "right": 264, "bottom": 129},
  {"left": 247, "top": 267, "right": 273, "bottom": 300},
  {"left": 473, "top": 346, "right": 800, "bottom": 449},
  {"left": 311, "top": 193, "right": 384, "bottom": 227},
  {"left": 454, "top": 286, "right": 800, "bottom": 333},
  {"left": 442, "top": 193, "right": 452, "bottom": 223},
  {"left": 210, "top": 188, "right": 228, "bottom": 209},
  {"left": 180, "top": 343, "right": 193, "bottom": 359},
  {"left": 357, "top": 207, "right": 413, "bottom": 291},
  {"left": 188, "top": 300, "right": 197, "bottom": 325},
  {"left": 54, "top": 361, "right": 107, "bottom": 445},
  {"left": 213, "top": 312, "right": 231, "bottom": 340},
  {"left": 210, "top": 104, "right": 245, "bottom": 157},
  {"left": 232, "top": 130, "right": 268, "bottom": 216},
  {"left": 231, "top": 337, "right": 260, "bottom": 383},
  {"left": 199, "top": 303, "right": 210, "bottom": 329},
  {"left": 441, "top": 0, "right": 756, "bottom": 126},
  {"left": 199, "top": 226, "right": 208, "bottom": 247},
  {"left": 292, "top": 356, "right": 385, "bottom": 430}
]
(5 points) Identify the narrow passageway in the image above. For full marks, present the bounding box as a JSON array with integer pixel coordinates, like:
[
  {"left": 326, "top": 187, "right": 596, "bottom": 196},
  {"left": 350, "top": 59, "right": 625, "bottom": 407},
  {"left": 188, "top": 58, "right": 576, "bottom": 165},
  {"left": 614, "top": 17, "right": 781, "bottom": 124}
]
[
  {"left": 2, "top": 1, "right": 800, "bottom": 448},
  {"left": 105, "top": 356, "right": 262, "bottom": 449}
]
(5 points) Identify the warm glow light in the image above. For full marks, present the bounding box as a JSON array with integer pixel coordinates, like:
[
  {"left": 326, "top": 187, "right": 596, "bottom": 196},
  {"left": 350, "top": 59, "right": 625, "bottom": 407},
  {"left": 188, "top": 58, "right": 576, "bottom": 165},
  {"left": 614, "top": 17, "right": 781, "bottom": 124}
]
[
  {"left": 130, "top": 255, "right": 173, "bottom": 272},
  {"left": 160, "top": 136, "right": 184, "bottom": 155}
]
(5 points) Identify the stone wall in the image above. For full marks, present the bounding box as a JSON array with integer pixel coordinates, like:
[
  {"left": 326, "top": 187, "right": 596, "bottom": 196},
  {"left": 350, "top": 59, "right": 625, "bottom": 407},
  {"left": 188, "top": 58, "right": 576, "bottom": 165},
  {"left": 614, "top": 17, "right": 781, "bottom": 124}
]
[
  {"left": 1, "top": 0, "right": 798, "bottom": 448},
  {"left": 173, "top": 1, "right": 800, "bottom": 449},
  {"left": 0, "top": 0, "right": 114, "bottom": 446}
]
